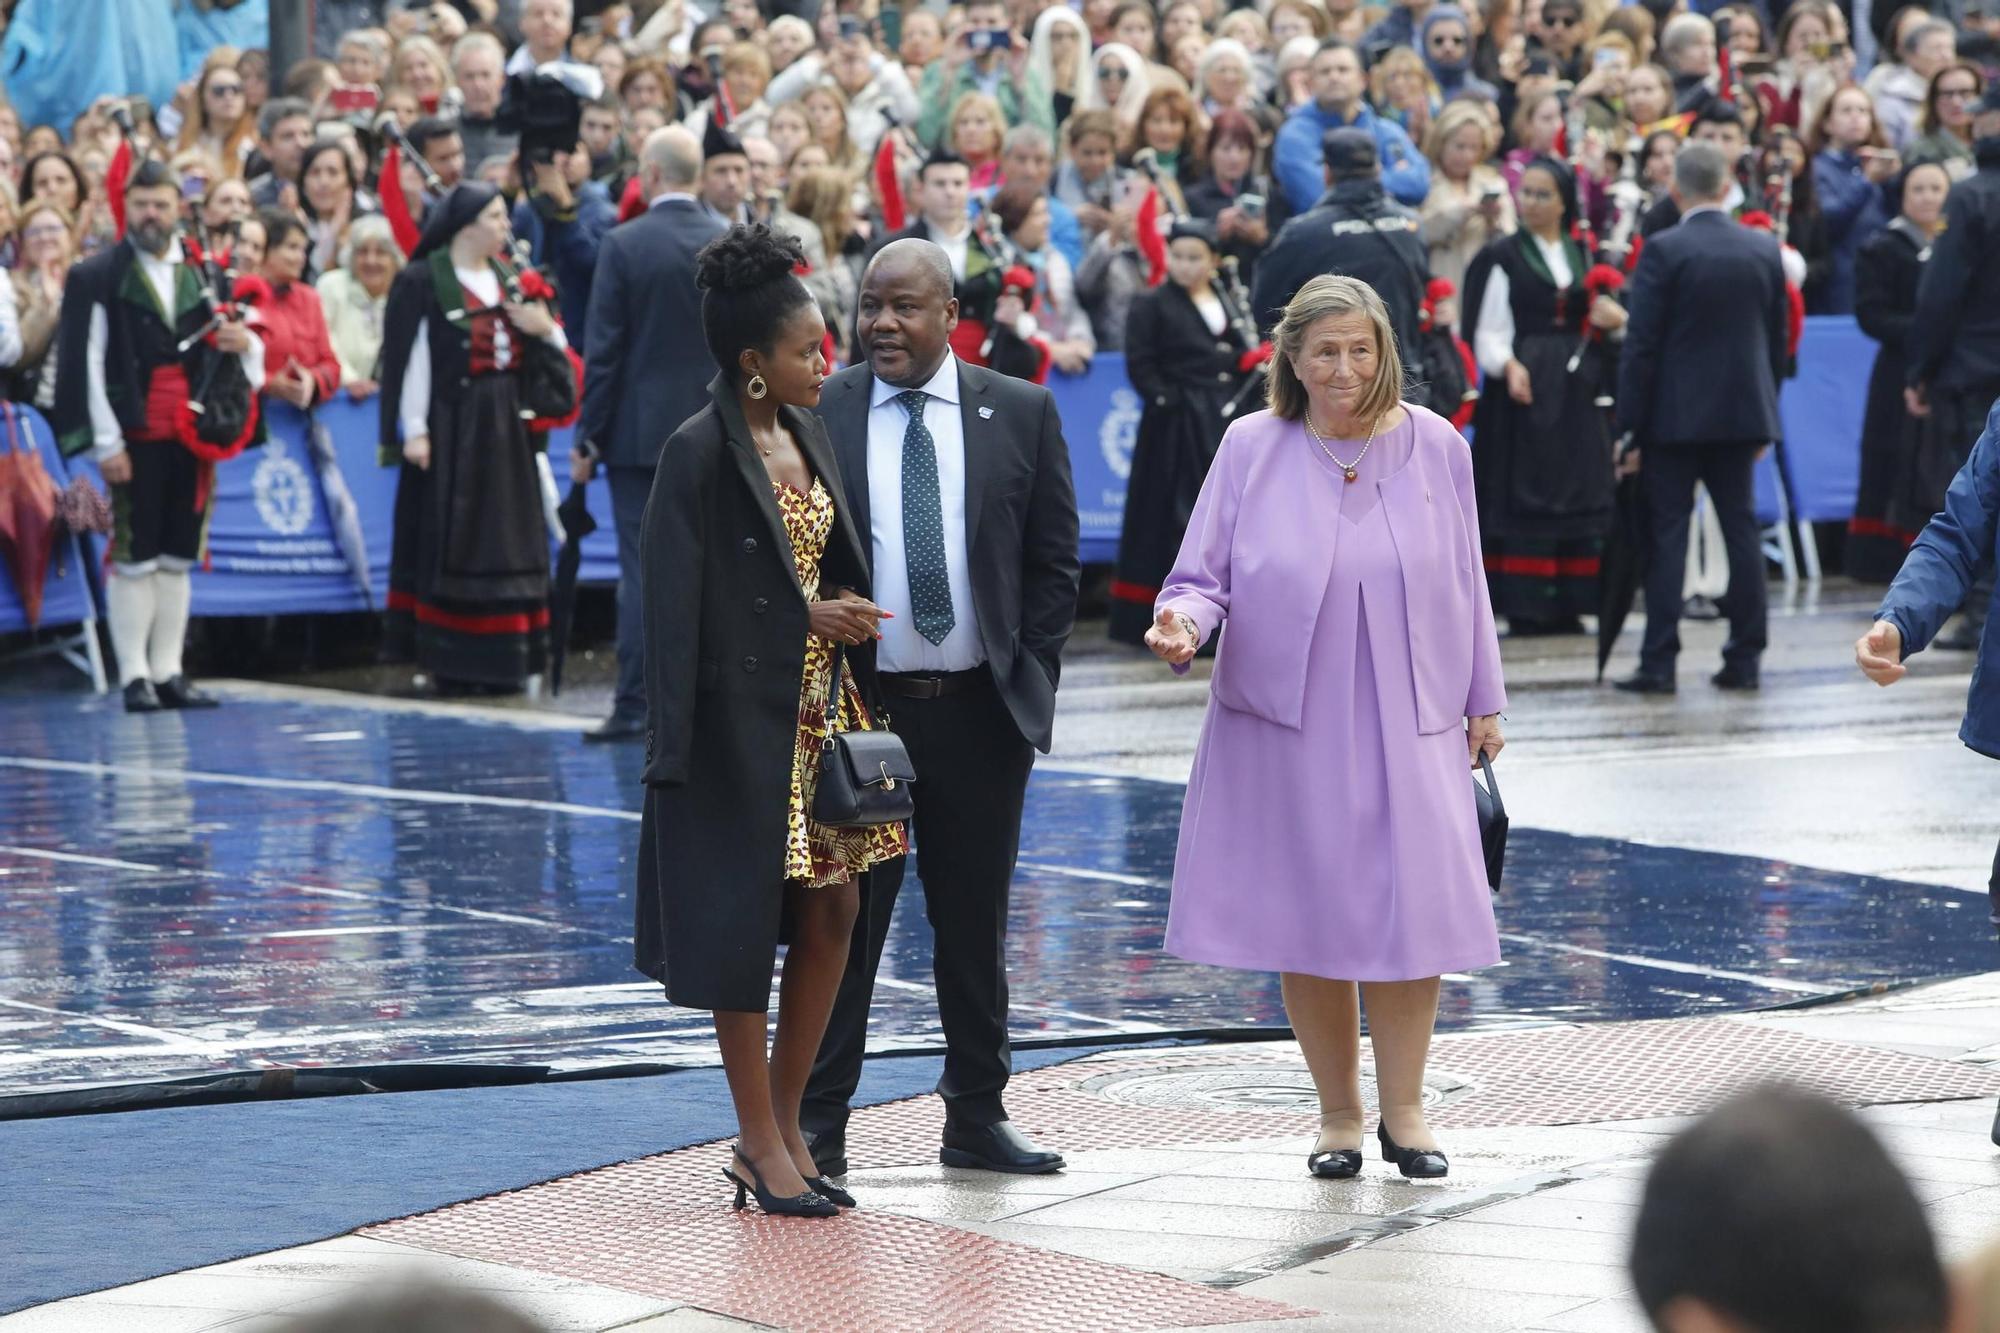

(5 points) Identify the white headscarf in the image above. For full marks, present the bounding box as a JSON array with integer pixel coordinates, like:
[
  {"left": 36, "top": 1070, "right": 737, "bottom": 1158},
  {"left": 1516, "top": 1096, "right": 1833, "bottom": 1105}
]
[
  {"left": 1029, "top": 6, "right": 1093, "bottom": 113},
  {"left": 1084, "top": 41, "right": 1153, "bottom": 126}
]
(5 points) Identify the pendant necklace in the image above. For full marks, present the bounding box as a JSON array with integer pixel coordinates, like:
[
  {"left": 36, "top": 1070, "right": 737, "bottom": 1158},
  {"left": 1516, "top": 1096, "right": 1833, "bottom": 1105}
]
[{"left": 1304, "top": 410, "right": 1380, "bottom": 483}]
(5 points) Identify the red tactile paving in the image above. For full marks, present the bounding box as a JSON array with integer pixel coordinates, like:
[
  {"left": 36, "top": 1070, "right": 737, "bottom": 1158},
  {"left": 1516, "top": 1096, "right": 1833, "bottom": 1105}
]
[
  {"left": 364, "top": 1018, "right": 2000, "bottom": 1330},
  {"left": 366, "top": 1147, "right": 1315, "bottom": 1332},
  {"left": 818, "top": 1018, "right": 2000, "bottom": 1169}
]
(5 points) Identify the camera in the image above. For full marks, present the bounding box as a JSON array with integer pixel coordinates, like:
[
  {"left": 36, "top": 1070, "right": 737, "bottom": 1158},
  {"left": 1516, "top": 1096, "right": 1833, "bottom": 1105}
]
[
  {"left": 838, "top": 14, "right": 864, "bottom": 39},
  {"left": 966, "top": 29, "right": 1013, "bottom": 53},
  {"left": 1237, "top": 193, "right": 1266, "bottom": 220}
]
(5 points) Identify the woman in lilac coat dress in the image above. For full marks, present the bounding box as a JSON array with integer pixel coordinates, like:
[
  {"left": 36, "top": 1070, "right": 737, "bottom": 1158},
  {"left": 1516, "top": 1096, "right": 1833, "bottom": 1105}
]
[{"left": 1145, "top": 274, "right": 1507, "bottom": 1182}]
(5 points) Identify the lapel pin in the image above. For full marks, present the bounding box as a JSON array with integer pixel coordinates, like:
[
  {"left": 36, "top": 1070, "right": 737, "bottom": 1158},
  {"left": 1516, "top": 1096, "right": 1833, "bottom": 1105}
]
[{"left": 978, "top": 405, "right": 995, "bottom": 419}]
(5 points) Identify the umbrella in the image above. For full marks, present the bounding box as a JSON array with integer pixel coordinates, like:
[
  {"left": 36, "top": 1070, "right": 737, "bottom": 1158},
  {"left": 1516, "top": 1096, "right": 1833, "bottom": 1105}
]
[
  {"left": 0, "top": 403, "right": 59, "bottom": 627},
  {"left": 306, "top": 416, "right": 374, "bottom": 608},
  {"left": 548, "top": 480, "right": 597, "bottom": 695},
  {"left": 1595, "top": 440, "right": 1649, "bottom": 681}
]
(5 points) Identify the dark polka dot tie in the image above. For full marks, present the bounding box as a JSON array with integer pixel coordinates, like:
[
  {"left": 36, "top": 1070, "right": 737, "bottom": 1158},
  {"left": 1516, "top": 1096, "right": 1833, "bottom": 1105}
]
[{"left": 897, "top": 389, "right": 956, "bottom": 646}]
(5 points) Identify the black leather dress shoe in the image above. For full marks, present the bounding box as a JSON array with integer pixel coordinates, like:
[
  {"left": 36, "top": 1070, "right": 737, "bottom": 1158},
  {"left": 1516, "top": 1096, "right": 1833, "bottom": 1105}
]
[
  {"left": 941, "top": 1120, "right": 1065, "bottom": 1174},
  {"left": 802, "top": 1128, "right": 847, "bottom": 1179},
  {"left": 583, "top": 713, "right": 645, "bottom": 743},
  {"left": 1613, "top": 672, "right": 1676, "bottom": 696},
  {"left": 1711, "top": 665, "right": 1761, "bottom": 691},
  {"left": 123, "top": 680, "right": 163, "bottom": 713},
  {"left": 155, "top": 676, "right": 219, "bottom": 709}
]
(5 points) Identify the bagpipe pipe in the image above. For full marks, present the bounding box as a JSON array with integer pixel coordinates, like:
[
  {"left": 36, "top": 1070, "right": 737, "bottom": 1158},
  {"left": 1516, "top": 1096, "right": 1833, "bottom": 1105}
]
[
  {"left": 1218, "top": 256, "right": 1276, "bottom": 421},
  {"left": 968, "top": 199, "right": 1055, "bottom": 384}
]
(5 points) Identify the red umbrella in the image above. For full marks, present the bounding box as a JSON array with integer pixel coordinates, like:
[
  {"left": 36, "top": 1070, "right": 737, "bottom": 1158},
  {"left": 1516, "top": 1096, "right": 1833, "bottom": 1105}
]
[{"left": 0, "top": 404, "right": 60, "bottom": 626}]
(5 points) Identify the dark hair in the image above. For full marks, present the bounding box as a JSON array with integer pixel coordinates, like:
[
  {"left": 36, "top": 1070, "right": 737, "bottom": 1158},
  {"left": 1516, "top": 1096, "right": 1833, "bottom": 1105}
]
[
  {"left": 22, "top": 150, "right": 88, "bottom": 204},
  {"left": 1693, "top": 95, "right": 1746, "bottom": 132},
  {"left": 1921, "top": 59, "right": 1986, "bottom": 133},
  {"left": 257, "top": 96, "right": 313, "bottom": 141},
  {"left": 123, "top": 159, "right": 176, "bottom": 198},
  {"left": 696, "top": 223, "right": 815, "bottom": 380},
  {"left": 406, "top": 116, "right": 460, "bottom": 157},
  {"left": 992, "top": 180, "right": 1048, "bottom": 235},
  {"left": 257, "top": 206, "right": 308, "bottom": 256},
  {"left": 920, "top": 147, "right": 969, "bottom": 181},
  {"left": 1315, "top": 35, "right": 1359, "bottom": 59},
  {"left": 1206, "top": 107, "right": 1262, "bottom": 165},
  {"left": 297, "top": 140, "right": 360, "bottom": 219},
  {"left": 1631, "top": 1088, "right": 1947, "bottom": 1332}
]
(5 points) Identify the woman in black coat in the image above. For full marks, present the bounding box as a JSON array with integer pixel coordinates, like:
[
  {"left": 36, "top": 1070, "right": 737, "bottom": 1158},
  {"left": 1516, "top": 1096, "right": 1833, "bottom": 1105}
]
[
  {"left": 1107, "top": 218, "right": 1255, "bottom": 645},
  {"left": 635, "top": 225, "right": 904, "bottom": 1217},
  {"left": 1853, "top": 161, "right": 1950, "bottom": 582}
]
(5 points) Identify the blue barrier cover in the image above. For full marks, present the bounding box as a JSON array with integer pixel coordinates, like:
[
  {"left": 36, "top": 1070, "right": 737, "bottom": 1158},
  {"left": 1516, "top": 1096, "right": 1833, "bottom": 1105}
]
[
  {"left": 0, "top": 407, "right": 96, "bottom": 635},
  {"left": 15, "top": 322, "right": 1888, "bottom": 621}
]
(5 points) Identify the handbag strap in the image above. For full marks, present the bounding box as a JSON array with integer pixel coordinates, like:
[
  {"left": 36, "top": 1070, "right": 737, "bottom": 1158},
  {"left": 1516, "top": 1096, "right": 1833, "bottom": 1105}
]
[
  {"left": 823, "top": 641, "right": 846, "bottom": 740},
  {"left": 1477, "top": 751, "right": 1504, "bottom": 820}
]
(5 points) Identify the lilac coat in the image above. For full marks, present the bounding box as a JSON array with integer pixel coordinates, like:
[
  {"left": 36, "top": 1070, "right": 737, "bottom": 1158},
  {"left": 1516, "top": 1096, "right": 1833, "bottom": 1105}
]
[
  {"left": 1155, "top": 403, "right": 1508, "bottom": 979},
  {"left": 1160, "top": 404, "right": 1506, "bottom": 732}
]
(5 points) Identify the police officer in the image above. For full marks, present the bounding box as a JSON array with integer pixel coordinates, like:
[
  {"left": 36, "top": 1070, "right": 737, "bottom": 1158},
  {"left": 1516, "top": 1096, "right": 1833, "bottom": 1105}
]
[
  {"left": 1905, "top": 86, "right": 2000, "bottom": 648},
  {"left": 1252, "top": 127, "right": 1430, "bottom": 406}
]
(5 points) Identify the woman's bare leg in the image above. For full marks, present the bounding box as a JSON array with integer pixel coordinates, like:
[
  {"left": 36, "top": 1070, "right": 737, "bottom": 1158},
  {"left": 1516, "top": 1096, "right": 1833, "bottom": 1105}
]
[
  {"left": 1362, "top": 976, "right": 1443, "bottom": 1151},
  {"left": 770, "top": 876, "right": 862, "bottom": 1179},
  {"left": 1281, "top": 971, "right": 1365, "bottom": 1153}
]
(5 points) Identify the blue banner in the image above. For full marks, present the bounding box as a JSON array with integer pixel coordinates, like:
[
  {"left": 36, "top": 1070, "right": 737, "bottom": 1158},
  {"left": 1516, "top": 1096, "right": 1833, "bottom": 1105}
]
[
  {"left": 1047, "top": 358, "right": 1141, "bottom": 565},
  {"left": 2, "top": 321, "right": 1897, "bottom": 624}
]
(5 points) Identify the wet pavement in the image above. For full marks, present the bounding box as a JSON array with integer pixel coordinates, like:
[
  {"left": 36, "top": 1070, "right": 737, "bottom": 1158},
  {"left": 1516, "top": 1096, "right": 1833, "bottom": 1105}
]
[{"left": 2, "top": 582, "right": 1995, "bottom": 1098}]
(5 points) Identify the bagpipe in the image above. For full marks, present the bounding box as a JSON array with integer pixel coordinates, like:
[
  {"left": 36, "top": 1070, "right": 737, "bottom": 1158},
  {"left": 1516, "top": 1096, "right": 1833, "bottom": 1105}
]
[
  {"left": 172, "top": 221, "right": 262, "bottom": 461},
  {"left": 494, "top": 236, "right": 585, "bottom": 430},
  {"left": 1218, "top": 256, "right": 1274, "bottom": 420},
  {"left": 969, "top": 202, "right": 1055, "bottom": 384}
]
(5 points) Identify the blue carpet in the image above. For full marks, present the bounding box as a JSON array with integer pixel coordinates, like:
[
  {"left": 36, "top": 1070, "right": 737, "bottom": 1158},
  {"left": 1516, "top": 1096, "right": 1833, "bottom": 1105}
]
[{"left": 0, "top": 1047, "right": 1116, "bottom": 1314}]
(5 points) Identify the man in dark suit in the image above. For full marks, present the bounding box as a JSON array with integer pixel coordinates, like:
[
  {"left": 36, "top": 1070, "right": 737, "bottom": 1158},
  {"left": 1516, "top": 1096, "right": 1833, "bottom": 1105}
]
[
  {"left": 1252, "top": 128, "right": 1428, "bottom": 402},
  {"left": 1616, "top": 141, "right": 1789, "bottom": 694},
  {"left": 574, "top": 126, "right": 723, "bottom": 742},
  {"left": 802, "top": 238, "right": 1081, "bottom": 1176}
]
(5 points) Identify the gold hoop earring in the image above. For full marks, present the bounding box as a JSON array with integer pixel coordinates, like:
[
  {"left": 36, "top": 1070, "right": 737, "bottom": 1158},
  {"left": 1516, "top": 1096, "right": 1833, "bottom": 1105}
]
[{"left": 747, "top": 374, "right": 768, "bottom": 400}]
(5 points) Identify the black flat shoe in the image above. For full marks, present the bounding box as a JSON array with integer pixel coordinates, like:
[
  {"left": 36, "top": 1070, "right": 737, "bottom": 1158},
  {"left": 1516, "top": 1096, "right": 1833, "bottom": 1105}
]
[
  {"left": 806, "top": 1175, "right": 856, "bottom": 1208},
  {"left": 1377, "top": 1123, "right": 1449, "bottom": 1179},
  {"left": 123, "top": 680, "right": 162, "bottom": 713},
  {"left": 1613, "top": 672, "right": 1676, "bottom": 696},
  {"left": 802, "top": 1128, "right": 848, "bottom": 1180},
  {"left": 1307, "top": 1147, "right": 1363, "bottom": 1179},
  {"left": 723, "top": 1147, "right": 838, "bottom": 1218},
  {"left": 155, "top": 675, "right": 219, "bottom": 709},
  {"left": 941, "top": 1120, "right": 1065, "bottom": 1174}
]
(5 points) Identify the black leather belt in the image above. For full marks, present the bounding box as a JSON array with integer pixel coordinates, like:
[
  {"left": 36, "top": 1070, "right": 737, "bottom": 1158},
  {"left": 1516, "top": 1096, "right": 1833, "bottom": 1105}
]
[{"left": 879, "top": 668, "right": 986, "bottom": 700}]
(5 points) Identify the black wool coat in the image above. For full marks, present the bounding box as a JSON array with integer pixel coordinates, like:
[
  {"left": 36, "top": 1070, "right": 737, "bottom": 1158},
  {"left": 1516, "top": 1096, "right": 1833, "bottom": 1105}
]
[{"left": 633, "top": 376, "right": 875, "bottom": 1012}]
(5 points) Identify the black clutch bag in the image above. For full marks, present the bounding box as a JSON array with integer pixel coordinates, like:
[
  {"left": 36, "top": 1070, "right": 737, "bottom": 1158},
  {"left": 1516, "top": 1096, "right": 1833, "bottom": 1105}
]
[
  {"left": 811, "top": 645, "right": 916, "bottom": 828},
  {"left": 518, "top": 335, "right": 578, "bottom": 422},
  {"left": 1473, "top": 752, "right": 1508, "bottom": 892}
]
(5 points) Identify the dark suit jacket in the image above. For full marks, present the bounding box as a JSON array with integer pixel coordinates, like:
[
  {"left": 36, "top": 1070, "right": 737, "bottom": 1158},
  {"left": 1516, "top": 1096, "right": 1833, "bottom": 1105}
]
[
  {"left": 813, "top": 358, "right": 1082, "bottom": 754},
  {"left": 1617, "top": 210, "right": 1789, "bottom": 447},
  {"left": 579, "top": 198, "right": 724, "bottom": 470},
  {"left": 635, "top": 376, "right": 875, "bottom": 1008}
]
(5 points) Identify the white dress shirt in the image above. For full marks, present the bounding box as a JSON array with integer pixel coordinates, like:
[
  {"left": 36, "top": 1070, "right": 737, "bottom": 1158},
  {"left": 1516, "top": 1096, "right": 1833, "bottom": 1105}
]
[{"left": 868, "top": 352, "right": 985, "bottom": 672}]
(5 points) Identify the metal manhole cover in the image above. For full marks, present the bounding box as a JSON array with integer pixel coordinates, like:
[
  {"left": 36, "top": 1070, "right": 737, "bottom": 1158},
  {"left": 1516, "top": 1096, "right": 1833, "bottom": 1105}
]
[{"left": 1076, "top": 1063, "right": 1473, "bottom": 1113}]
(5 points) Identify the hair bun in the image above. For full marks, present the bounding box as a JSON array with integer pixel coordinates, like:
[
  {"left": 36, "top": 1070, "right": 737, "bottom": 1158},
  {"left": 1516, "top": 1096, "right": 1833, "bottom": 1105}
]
[{"left": 696, "top": 223, "right": 806, "bottom": 294}]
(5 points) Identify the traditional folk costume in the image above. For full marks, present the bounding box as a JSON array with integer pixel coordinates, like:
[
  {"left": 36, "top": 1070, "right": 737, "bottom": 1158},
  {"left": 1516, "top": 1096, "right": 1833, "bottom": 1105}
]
[
  {"left": 1462, "top": 166, "right": 1617, "bottom": 633},
  {"left": 1108, "top": 222, "right": 1257, "bottom": 645},
  {"left": 377, "top": 184, "right": 573, "bottom": 691},
  {"left": 53, "top": 232, "right": 264, "bottom": 711}
]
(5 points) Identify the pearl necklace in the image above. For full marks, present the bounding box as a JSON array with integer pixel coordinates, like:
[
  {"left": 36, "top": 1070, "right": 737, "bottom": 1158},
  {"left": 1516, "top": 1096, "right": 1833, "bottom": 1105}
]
[{"left": 1304, "top": 410, "right": 1380, "bottom": 483}]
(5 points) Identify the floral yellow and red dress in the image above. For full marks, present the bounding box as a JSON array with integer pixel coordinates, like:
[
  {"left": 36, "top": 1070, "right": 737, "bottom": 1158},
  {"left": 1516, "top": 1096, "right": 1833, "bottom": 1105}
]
[{"left": 775, "top": 477, "right": 909, "bottom": 887}]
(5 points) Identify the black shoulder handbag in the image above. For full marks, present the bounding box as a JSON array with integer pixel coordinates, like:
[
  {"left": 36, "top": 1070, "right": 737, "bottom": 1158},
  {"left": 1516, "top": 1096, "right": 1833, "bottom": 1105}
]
[
  {"left": 1473, "top": 752, "right": 1509, "bottom": 892},
  {"left": 812, "top": 644, "right": 917, "bottom": 828}
]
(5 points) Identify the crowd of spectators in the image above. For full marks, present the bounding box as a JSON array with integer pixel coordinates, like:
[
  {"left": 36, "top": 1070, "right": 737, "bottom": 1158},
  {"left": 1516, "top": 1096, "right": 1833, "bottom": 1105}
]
[{"left": 0, "top": 0, "right": 1986, "bottom": 621}]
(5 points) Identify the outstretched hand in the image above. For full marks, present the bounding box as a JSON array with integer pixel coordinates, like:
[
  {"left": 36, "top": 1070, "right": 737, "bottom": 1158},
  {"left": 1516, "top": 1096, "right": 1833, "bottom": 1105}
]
[
  {"left": 1144, "top": 607, "right": 1198, "bottom": 665},
  {"left": 1855, "top": 620, "right": 1906, "bottom": 686}
]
